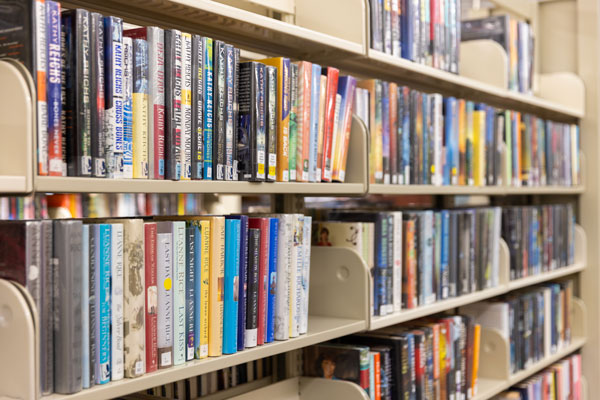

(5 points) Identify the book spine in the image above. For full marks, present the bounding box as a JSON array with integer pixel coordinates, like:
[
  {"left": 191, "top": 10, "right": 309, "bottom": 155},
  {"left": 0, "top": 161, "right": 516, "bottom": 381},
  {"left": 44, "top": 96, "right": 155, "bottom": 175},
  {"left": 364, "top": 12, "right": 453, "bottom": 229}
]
[
  {"left": 316, "top": 75, "right": 326, "bottom": 182},
  {"left": 185, "top": 226, "right": 195, "bottom": 361},
  {"left": 46, "top": 1, "right": 62, "bottom": 176},
  {"left": 203, "top": 38, "right": 214, "bottom": 179},
  {"left": 192, "top": 35, "right": 204, "bottom": 180},
  {"left": 333, "top": 76, "right": 357, "bottom": 182},
  {"left": 389, "top": 82, "right": 398, "bottom": 184},
  {"left": 392, "top": 212, "right": 402, "bottom": 313},
  {"left": 250, "top": 219, "right": 269, "bottom": 345},
  {"left": 89, "top": 13, "right": 105, "bottom": 178},
  {"left": 275, "top": 215, "right": 292, "bottom": 340},
  {"left": 180, "top": 33, "right": 192, "bottom": 180},
  {"left": 233, "top": 48, "right": 240, "bottom": 180},
  {"left": 381, "top": 82, "right": 390, "bottom": 184},
  {"left": 308, "top": 64, "right": 322, "bottom": 182},
  {"left": 157, "top": 232, "right": 173, "bottom": 368},
  {"left": 164, "top": 29, "right": 182, "bottom": 180},
  {"left": 173, "top": 222, "right": 186, "bottom": 365},
  {"left": 225, "top": 44, "right": 235, "bottom": 180},
  {"left": 40, "top": 220, "right": 54, "bottom": 394},
  {"left": 111, "top": 224, "right": 124, "bottom": 381},
  {"left": 122, "top": 220, "right": 145, "bottom": 378},
  {"left": 278, "top": 59, "right": 291, "bottom": 181},
  {"left": 256, "top": 64, "right": 267, "bottom": 180},
  {"left": 95, "top": 224, "right": 111, "bottom": 384},
  {"left": 103, "top": 16, "right": 124, "bottom": 178},
  {"left": 289, "top": 63, "right": 298, "bottom": 181},
  {"left": 81, "top": 225, "right": 90, "bottom": 389},
  {"left": 223, "top": 219, "right": 240, "bottom": 353},
  {"left": 36, "top": 0, "right": 48, "bottom": 176},
  {"left": 198, "top": 220, "right": 210, "bottom": 358},
  {"left": 208, "top": 217, "right": 225, "bottom": 357},
  {"left": 237, "top": 216, "right": 249, "bottom": 351},
  {"left": 237, "top": 62, "right": 255, "bottom": 181},
  {"left": 321, "top": 68, "right": 339, "bottom": 182},
  {"left": 144, "top": 223, "right": 158, "bottom": 373},
  {"left": 122, "top": 37, "right": 133, "bottom": 178},
  {"left": 132, "top": 39, "right": 149, "bottom": 178},
  {"left": 299, "top": 216, "right": 312, "bottom": 335},
  {"left": 192, "top": 223, "right": 202, "bottom": 357},
  {"left": 149, "top": 27, "right": 165, "bottom": 179},
  {"left": 266, "top": 218, "right": 279, "bottom": 343},
  {"left": 289, "top": 215, "right": 303, "bottom": 337},
  {"left": 246, "top": 228, "right": 260, "bottom": 347},
  {"left": 213, "top": 40, "right": 226, "bottom": 180},
  {"left": 296, "top": 62, "right": 311, "bottom": 182},
  {"left": 266, "top": 65, "right": 278, "bottom": 181}
]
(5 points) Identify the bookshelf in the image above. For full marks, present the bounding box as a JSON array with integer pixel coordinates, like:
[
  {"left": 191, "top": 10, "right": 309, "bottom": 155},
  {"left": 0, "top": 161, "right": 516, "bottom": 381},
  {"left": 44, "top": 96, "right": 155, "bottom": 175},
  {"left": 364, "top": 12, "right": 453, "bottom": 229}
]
[{"left": 0, "top": 0, "right": 592, "bottom": 399}]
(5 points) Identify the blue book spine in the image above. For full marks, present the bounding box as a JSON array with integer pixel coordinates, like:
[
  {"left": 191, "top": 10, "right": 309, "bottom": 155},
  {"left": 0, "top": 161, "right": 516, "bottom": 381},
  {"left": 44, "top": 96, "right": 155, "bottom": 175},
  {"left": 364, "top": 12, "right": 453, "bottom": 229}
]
[
  {"left": 202, "top": 37, "right": 214, "bottom": 179},
  {"left": 266, "top": 217, "right": 279, "bottom": 343},
  {"left": 192, "top": 223, "right": 202, "bottom": 358},
  {"left": 46, "top": 0, "right": 62, "bottom": 176},
  {"left": 223, "top": 219, "right": 240, "bottom": 354},
  {"left": 173, "top": 222, "right": 186, "bottom": 365},
  {"left": 185, "top": 226, "right": 195, "bottom": 361},
  {"left": 443, "top": 97, "right": 453, "bottom": 185},
  {"left": 402, "top": 89, "right": 410, "bottom": 184},
  {"left": 308, "top": 63, "right": 322, "bottom": 182},
  {"left": 235, "top": 216, "right": 249, "bottom": 351},
  {"left": 95, "top": 224, "right": 111, "bottom": 384},
  {"left": 441, "top": 210, "right": 450, "bottom": 299},
  {"left": 485, "top": 106, "right": 495, "bottom": 185},
  {"left": 82, "top": 225, "right": 90, "bottom": 389},
  {"left": 122, "top": 37, "right": 133, "bottom": 178}
]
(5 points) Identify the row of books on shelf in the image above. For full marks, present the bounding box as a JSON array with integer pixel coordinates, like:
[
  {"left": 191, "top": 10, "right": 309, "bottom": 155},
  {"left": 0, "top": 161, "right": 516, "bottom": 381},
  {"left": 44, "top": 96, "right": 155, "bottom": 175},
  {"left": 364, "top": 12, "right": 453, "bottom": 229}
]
[
  {"left": 460, "top": 280, "right": 575, "bottom": 375},
  {"left": 0, "top": 213, "right": 312, "bottom": 395},
  {"left": 306, "top": 314, "right": 481, "bottom": 400},
  {"left": 497, "top": 354, "right": 582, "bottom": 400},
  {"left": 10, "top": 1, "right": 357, "bottom": 183},
  {"left": 368, "top": 0, "right": 461, "bottom": 73},
  {"left": 312, "top": 203, "right": 575, "bottom": 317},
  {"left": 502, "top": 205, "right": 576, "bottom": 281},
  {"left": 462, "top": 15, "right": 534, "bottom": 94},
  {"left": 354, "top": 82, "right": 580, "bottom": 186}
]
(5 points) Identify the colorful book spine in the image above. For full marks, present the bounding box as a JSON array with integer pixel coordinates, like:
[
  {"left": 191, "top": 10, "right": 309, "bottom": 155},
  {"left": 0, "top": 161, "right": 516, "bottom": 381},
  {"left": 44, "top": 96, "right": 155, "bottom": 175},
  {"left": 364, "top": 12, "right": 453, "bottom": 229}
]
[
  {"left": 46, "top": 0, "right": 62, "bottom": 176},
  {"left": 249, "top": 218, "right": 269, "bottom": 345},
  {"left": 229, "top": 215, "right": 248, "bottom": 351},
  {"left": 206, "top": 217, "right": 225, "bottom": 356},
  {"left": 265, "top": 65, "right": 277, "bottom": 181},
  {"left": 185, "top": 226, "right": 195, "bottom": 361},
  {"left": 295, "top": 61, "right": 312, "bottom": 182},
  {"left": 433, "top": 94, "right": 443, "bottom": 186},
  {"left": 299, "top": 216, "right": 312, "bottom": 335},
  {"left": 144, "top": 223, "right": 158, "bottom": 373},
  {"left": 180, "top": 33, "right": 192, "bottom": 180},
  {"left": 275, "top": 214, "right": 292, "bottom": 340},
  {"left": 157, "top": 231, "right": 173, "bottom": 368},
  {"left": 164, "top": 29, "right": 182, "bottom": 180},
  {"left": 94, "top": 224, "right": 111, "bottom": 384},
  {"left": 224, "top": 44, "right": 235, "bottom": 181},
  {"left": 194, "top": 220, "right": 210, "bottom": 358},
  {"left": 308, "top": 63, "right": 322, "bottom": 182},
  {"left": 401, "top": 87, "right": 411, "bottom": 184},
  {"left": 172, "top": 221, "right": 186, "bottom": 365},
  {"left": 103, "top": 16, "right": 124, "bottom": 178},
  {"left": 122, "top": 37, "right": 133, "bottom": 179},
  {"left": 110, "top": 223, "right": 124, "bottom": 381},
  {"left": 192, "top": 35, "right": 204, "bottom": 180},
  {"left": 90, "top": 12, "right": 105, "bottom": 178},
  {"left": 223, "top": 219, "right": 240, "bottom": 354},
  {"left": 266, "top": 217, "right": 279, "bottom": 343},
  {"left": 202, "top": 38, "right": 214, "bottom": 179},
  {"left": 149, "top": 28, "right": 165, "bottom": 179},
  {"left": 321, "top": 67, "right": 340, "bottom": 182},
  {"left": 289, "top": 63, "right": 298, "bottom": 181},
  {"left": 86, "top": 221, "right": 95, "bottom": 389},
  {"left": 246, "top": 228, "right": 260, "bottom": 347},
  {"left": 132, "top": 38, "right": 149, "bottom": 178},
  {"left": 213, "top": 40, "right": 226, "bottom": 180},
  {"left": 36, "top": 0, "right": 48, "bottom": 176},
  {"left": 381, "top": 82, "right": 390, "bottom": 184}
]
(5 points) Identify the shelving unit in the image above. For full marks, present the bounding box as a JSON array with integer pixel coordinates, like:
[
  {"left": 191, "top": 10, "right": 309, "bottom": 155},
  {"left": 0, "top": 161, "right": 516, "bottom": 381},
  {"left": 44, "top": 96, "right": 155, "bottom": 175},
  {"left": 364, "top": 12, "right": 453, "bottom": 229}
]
[{"left": 0, "top": 0, "right": 592, "bottom": 399}]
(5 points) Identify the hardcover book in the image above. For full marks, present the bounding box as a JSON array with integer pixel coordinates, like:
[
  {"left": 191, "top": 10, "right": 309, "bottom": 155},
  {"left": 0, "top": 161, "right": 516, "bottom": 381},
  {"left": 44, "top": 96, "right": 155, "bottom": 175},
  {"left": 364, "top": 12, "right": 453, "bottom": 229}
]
[
  {"left": 265, "top": 65, "right": 278, "bottom": 181},
  {"left": 144, "top": 223, "right": 159, "bottom": 373},
  {"left": 185, "top": 226, "right": 195, "bottom": 361},
  {"left": 94, "top": 224, "right": 111, "bottom": 383},
  {"left": 249, "top": 217, "right": 270, "bottom": 345},
  {"left": 295, "top": 61, "right": 312, "bottom": 182},
  {"left": 213, "top": 40, "right": 226, "bottom": 180},
  {"left": 246, "top": 228, "right": 260, "bottom": 348},
  {"left": 157, "top": 231, "right": 173, "bottom": 369},
  {"left": 131, "top": 38, "right": 149, "bottom": 179},
  {"left": 46, "top": 0, "right": 63, "bottom": 176},
  {"left": 202, "top": 38, "right": 214, "bottom": 179},
  {"left": 110, "top": 223, "right": 124, "bottom": 381},
  {"left": 308, "top": 63, "right": 322, "bottom": 182},
  {"left": 164, "top": 29, "right": 182, "bottom": 180},
  {"left": 122, "top": 36, "right": 133, "bottom": 179},
  {"left": 191, "top": 34, "right": 204, "bottom": 180},
  {"left": 181, "top": 32, "right": 192, "bottom": 180},
  {"left": 266, "top": 217, "right": 279, "bottom": 343},
  {"left": 223, "top": 218, "right": 240, "bottom": 354}
]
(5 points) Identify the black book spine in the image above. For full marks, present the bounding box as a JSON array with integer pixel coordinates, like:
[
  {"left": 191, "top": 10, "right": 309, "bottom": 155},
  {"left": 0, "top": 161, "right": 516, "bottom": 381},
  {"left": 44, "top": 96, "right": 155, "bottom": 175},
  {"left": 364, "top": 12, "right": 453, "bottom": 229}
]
[
  {"left": 237, "top": 62, "right": 255, "bottom": 181},
  {"left": 233, "top": 47, "right": 240, "bottom": 181},
  {"left": 246, "top": 228, "right": 260, "bottom": 347},
  {"left": 164, "top": 29, "right": 182, "bottom": 180},
  {"left": 265, "top": 65, "right": 277, "bottom": 182},
  {"left": 213, "top": 40, "right": 226, "bottom": 180},
  {"left": 0, "top": 1, "right": 33, "bottom": 70},
  {"left": 191, "top": 35, "right": 203, "bottom": 180},
  {"left": 458, "top": 211, "right": 469, "bottom": 295},
  {"left": 468, "top": 210, "right": 476, "bottom": 293},
  {"left": 89, "top": 13, "right": 105, "bottom": 178}
]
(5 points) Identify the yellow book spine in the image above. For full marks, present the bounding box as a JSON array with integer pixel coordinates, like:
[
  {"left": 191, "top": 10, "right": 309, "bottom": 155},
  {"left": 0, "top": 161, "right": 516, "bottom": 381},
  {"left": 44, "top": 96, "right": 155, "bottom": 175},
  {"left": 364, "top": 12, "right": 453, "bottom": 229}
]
[
  {"left": 199, "top": 220, "right": 211, "bottom": 358},
  {"left": 471, "top": 324, "right": 481, "bottom": 396},
  {"left": 208, "top": 217, "right": 225, "bottom": 357}
]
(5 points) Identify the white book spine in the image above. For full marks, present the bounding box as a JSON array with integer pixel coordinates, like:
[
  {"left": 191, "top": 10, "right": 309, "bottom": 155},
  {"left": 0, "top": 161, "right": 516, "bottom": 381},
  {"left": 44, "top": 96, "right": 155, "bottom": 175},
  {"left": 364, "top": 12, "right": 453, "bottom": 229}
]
[
  {"left": 82, "top": 225, "right": 90, "bottom": 388},
  {"left": 290, "top": 215, "right": 303, "bottom": 338},
  {"left": 180, "top": 33, "right": 192, "bottom": 180},
  {"left": 157, "top": 232, "right": 173, "bottom": 368},
  {"left": 111, "top": 224, "right": 124, "bottom": 381},
  {"left": 392, "top": 211, "right": 403, "bottom": 313},
  {"left": 173, "top": 222, "right": 187, "bottom": 365},
  {"left": 122, "top": 37, "right": 133, "bottom": 179},
  {"left": 299, "top": 216, "right": 312, "bottom": 334},
  {"left": 274, "top": 215, "right": 292, "bottom": 340},
  {"left": 147, "top": 27, "right": 165, "bottom": 179},
  {"left": 105, "top": 19, "right": 124, "bottom": 179},
  {"left": 35, "top": 0, "right": 48, "bottom": 175}
]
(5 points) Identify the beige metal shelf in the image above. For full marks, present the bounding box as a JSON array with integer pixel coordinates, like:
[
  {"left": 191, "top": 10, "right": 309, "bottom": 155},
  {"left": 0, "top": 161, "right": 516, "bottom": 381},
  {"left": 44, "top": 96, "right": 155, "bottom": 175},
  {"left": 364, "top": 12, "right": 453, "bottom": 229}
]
[
  {"left": 230, "top": 377, "right": 369, "bottom": 400},
  {"left": 369, "top": 184, "right": 585, "bottom": 196},
  {"left": 507, "top": 263, "right": 586, "bottom": 291}
]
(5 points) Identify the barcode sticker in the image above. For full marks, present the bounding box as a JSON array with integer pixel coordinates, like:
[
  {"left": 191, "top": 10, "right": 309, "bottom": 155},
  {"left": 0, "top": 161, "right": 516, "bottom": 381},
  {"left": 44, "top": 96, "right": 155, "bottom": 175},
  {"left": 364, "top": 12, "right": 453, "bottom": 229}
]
[{"left": 161, "top": 351, "right": 172, "bottom": 367}]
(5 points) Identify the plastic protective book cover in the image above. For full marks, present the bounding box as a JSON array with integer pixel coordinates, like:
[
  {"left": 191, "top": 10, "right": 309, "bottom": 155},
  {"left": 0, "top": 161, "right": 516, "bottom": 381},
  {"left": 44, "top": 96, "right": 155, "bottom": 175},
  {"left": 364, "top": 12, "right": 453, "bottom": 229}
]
[
  {"left": 156, "top": 230, "right": 173, "bottom": 369},
  {"left": 321, "top": 67, "right": 340, "bottom": 182},
  {"left": 289, "top": 215, "right": 304, "bottom": 338},
  {"left": 400, "top": 87, "right": 410, "bottom": 184},
  {"left": 202, "top": 37, "right": 213, "bottom": 179},
  {"left": 82, "top": 224, "right": 89, "bottom": 389},
  {"left": 402, "top": 216, "right": 417, "bottom": 309},
  {"left": 47, "top": 1, "right": 64, "bottom": 176},
  {"left": 266, "top": 217, "right": 279, "bottom": 343},
  {"left": 110, "top": 223, "right": 124, "bottom": 381},
  {"left": 0, "top": 221, "right": 27, "bottom": 286},
  {"left": 88, "top": 12, "right": 105, "bottom": 178},
  {"left": 265, "top": 65, "right": 278, "bottom": 181},
  {"left": 307, "top": 63, "right": 322, "bottom": 182},
  {"left": 93, "top": 224, "right": 111, "bottom": 383},
  {"left": 103, "top": 16, "right": 124, "bottom": 178},
  {"left": 122, "top": 36, "right": 133, "bottom": 179},
  {"left": 180, "top": 32, "right": 192, "bottom": 180},
  {"left": 332, "top": 75, "right": 356, "bottom": 183},
  {"left": 316, "top": 74, "right": 326, "bottom": 181},
  {"left": 224, "top": 44, "right": 235, "bottom": 181},
  {"left": 185, "top": 226, "right": 195, "bottom": 361},
  {"left": 53, "top": 220, "right": 83, "bottom": 394},
  {"left": 212, "top": 40, "right": 226, "bottom": 180},
  {"left": 223, "top": 218, "right": 240, "bottom": 354},
  {"left": 164, "top": 29, "right": 182, "bottom": 180},
  {"left": 246, "top": 228, "right": 260, "bottom": 347},
  {"left": 131, "top": 38, "right": 148, "bottom": 178},
  {"left": 191, "top": 35, "right": 203, "bottom": 180},
  {"left": 0, "top": 0, "right": 33, "bottom": 72},
  {"left": 299, "top": 216, "right": 312, "bottom": 335},
  {"left": 288, "top": 63, "right": 298, "bottom": 181},
  {"left": 388, "top": 82, "right": 398, "bottom": 184},
  {"left": 144, "top": 223, "right": 158, "bottom": 373},
  {"left": 303, "top": 344, "right": 365, "bottom": 386},
  {"left": 63, "top": 9, "right": 91, "bottom": 177},
  {"left": 171, "top": 221, "right": 186, "bottom": 365},
  {"left": 381, "top": 81, "right": 391, "bottom": 184},
  {"left": 233, "top": 48, "right": 240, "bottom": 180},
  {"left": 248, "top": 218, "right": 269, "bottom": 345},
  {"left": 41, "top": 220, "right": 55, "bottom": 393},
  {"left": 272, "top": 214, "right": 293, "bottom": 340},
  {"left": 190, "top": 219, "right": 210, "bottom": 358},
  {"left": 226, "top": 215, "right": 248, "bottom": 351},
  {"left": 369, "top": 0, "right": 383, "bottom": 51},
  {"left": 34, "top": 0, "right": 47, "bottom": 176},
  {"left": 295, "top": 61, "right": 312, "bottom": 182}
]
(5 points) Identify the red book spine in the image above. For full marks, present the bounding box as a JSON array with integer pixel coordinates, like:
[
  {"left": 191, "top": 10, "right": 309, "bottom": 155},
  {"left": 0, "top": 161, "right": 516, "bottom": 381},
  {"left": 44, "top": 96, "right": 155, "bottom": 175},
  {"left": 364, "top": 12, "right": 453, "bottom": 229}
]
[
  {"left": 415, "top": 335, "right": 425, "bottom": 395},
  {"left": 320, "top": 67, "right": 339, "bottom": 182},
  {"left": 144, "top": 223, "right": 158, "bottom": 373},
  {"left": 389, "top": 83, "right": 398, "bottom": 184},
  {"left": 403, "top": 219, "right": 417, "bottom": 308},
  {"left": 374, "top": 352, "right": 381, "bottom": 400},
  {"left": 249, "top": 218, "right": 269, "bottom": 345}
]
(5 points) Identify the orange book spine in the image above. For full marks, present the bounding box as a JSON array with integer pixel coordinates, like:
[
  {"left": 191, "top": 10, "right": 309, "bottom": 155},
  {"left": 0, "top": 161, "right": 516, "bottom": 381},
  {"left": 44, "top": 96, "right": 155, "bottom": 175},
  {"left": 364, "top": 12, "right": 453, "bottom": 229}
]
[
  {"left": 403, "top": 218, "right": 417, "bottom": 308},
  {"left": 373, "top": 351, "right": 381, "bottom": 400},
  {"left": 471, "top": 324, "right": 481, "bottom": 396},
  {"left": 320, "top": 68, "right": 339, "bottom": 182}
]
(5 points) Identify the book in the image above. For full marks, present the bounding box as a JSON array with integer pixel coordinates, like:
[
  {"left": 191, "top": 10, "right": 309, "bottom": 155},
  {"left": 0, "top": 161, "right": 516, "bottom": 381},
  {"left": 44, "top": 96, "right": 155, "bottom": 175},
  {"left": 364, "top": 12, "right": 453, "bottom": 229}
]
[
  {"left": 289, "top": 63, "right": 298, "bottom": 181},
  {"left": 308, "top": 63, "right": 322, "bottom": 182},
  {"left": 131, "top": 38, "right": 149, "bottom": 179},
  {"left": 41, "top": 220, "right": 55, "bottom": 393},
  {"left": 213, "top": 40, "right": 226, "bottom": 180},
  {"left": 224, "top": 44, "right": 236, "bottom": 181},
  {"left": 156, "top": 230, "right": 173, "bottom": 369},
  {"left": 0, "top": 0, "right": 34, "bottom": 73},
  {"left": 249, "top": 218, "right": 269, "bottom": 346},
  {"left": 88, "top": 12, "right": 105, "bottom": 178},
  {"left": 321, "top": 67, "right": 340, "bottom": 182},
  {"left": 170, "top": 221, "right": 186, "bottom": 365},
  {"left": 35, "top": 0, "right": 47, "bottom": 176},
  {"left": 273, "top": 214, "right": 293, "bottom": 340},
  {"left": 295, "top": 61, "right": 312, "bottom": 182},
  {"left": 46, "top": 0, "right": 63, "bottom": 176},
  {"left": 266, "top": 217, "right": 279, "bottom": 343},
  {"left": 181, "top": 32, "right": 192, "bottom": 180},
  {"left": 192, "top": 219, "right": 210, "bottom": 359},
  {"left": 202, "top": 37, "right": 214, "bottom": 180},
  {"left": 185, "top": 226, "right": 195, "bottom": 361},
  {"left": 246, "top": 228, "right": 260, "bottom": 348},
  {"left": 223, "top": 218, "right": 240, "bottom": 354},
  {"left": 316, "top": 74, "right": 327, "bottom": 181},
  {"left": 191, "top": 34, "right": 204, "bottom": 180},
  {"left": 265, "top": 65, "right": 278, "bottom": 181},
  {"left": 299, "top": 216, "right": 312, "bottom": 335},
  {"left": 144, "top": 223, "right": 158, "bottom": 373},
  {"left": 290, "top": 216, "right": 304, "bottom": 338},
  {"left": 110, "top": 223, "right": 124, "bottom": 381},
  {"left": 164, "top": 29, "right": 182, "bottom": 180},
  {"left": 122, "top": 36, "right": 133, "bottom": 179},
  {"left": 93, "top": 224, "right": 111, "bottom": 383},
  {"left": 227, "top": 215, "right": 249, "bottom": 351}
]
